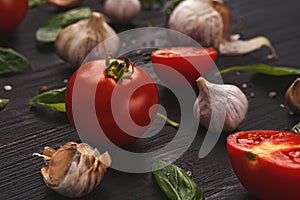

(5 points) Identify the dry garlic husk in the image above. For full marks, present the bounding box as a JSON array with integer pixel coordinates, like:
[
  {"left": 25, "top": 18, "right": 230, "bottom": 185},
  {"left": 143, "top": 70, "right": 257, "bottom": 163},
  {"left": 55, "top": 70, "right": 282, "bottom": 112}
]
[
  {"left": 285, "top": 77, "right": 300, "bottom": 112},
  {"left": 103, "top": 0, "right": 141, "bottom": 24},
  {"left": 55, "top": 12, "right": 120, "bottom": 67},
  {"left": 169, "top": 0, "right": 278, "bottom": 58},
  {"left": 33, "top": 142, "right": 112, "bottom": 198},
  {"left": 48, "top": 0, "right": 83, "bottom": 8},
  {"left": 193, "top": 77, "right": 248, "bottom": 132}
]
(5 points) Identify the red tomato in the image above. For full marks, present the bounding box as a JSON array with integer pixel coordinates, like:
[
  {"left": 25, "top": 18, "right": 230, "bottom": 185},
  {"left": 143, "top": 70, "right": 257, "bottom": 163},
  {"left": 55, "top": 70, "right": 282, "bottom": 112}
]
[
  {"left": 151, "top": 47, "right": 217, "bottom": 87},
  {"left": 0, "top": 0, "right": 28, "bottom": 34},
  {"left": 66, "top": 59, "right": 159, "bottom": 146},
  {"left": 227, "top": 130, "right": 300, "bottom": 200}
]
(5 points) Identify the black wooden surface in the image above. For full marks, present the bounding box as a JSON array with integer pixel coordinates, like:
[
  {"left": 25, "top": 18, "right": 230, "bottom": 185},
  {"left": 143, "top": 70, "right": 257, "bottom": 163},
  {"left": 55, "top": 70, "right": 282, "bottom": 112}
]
[{"left": 0, "top": 0, "right": 299, "bottom": 199}]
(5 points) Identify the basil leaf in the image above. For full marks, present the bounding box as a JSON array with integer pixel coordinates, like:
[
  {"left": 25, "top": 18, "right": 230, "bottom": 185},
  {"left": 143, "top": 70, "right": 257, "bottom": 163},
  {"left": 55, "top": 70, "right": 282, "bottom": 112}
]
[
  {"left": 29, "top": 87, "right": 66, "bottom": 112},
  {"left": 0, "top": 98, "right": 9, "bottom": 111},
  {"left": 36, "top": 7, "right": 92, "bottom": 43},
  {"left": 152, "top": 160, "right": 204, "bottom": 200},
  {"left": 0, "top": 47, "right": 32, "bottom": 75},
  {"left": 216, "top": 64, "right": 300, "bottom": 76},
  {"left": 291, "top": 122, "right": 300, "bottom": 134},
  {"left": 29, "top": 0, "right": 47, "bottom": 8}
]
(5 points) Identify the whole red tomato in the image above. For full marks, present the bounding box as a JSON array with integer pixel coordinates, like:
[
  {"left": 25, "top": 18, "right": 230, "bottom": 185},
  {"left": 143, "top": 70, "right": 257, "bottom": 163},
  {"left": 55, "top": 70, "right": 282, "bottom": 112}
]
[
  {"left": 227, "top": 130, "right": 300, "bottom": 200},
  {"left": 0, "top": 0, "right": 28, "bottom": 34},
  {"left": 151, "top": 47, "right": 217, "bottom": 87},
  {"left": 66, "top": 58, "right": 159, "bottom": 146}
]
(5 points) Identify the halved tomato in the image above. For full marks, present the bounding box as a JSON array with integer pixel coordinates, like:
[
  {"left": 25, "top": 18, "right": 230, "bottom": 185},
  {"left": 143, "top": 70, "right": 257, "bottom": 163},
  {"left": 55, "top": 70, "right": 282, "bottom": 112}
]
[
  {"left": 227, "top": 130, "right": 300, "bottom": 200},
  {"left": 151, "top": 47, "right": 217, "bottom": 87}
]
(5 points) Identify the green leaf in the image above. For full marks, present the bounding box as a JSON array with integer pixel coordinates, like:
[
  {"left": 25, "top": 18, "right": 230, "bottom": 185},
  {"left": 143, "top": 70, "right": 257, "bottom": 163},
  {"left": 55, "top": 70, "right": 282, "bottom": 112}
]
[
  {"left": 0, "top": 98, "right": 9, "bottom": 111},
  {"left": 0, "top": 47, "right": 32, "bottom": 75},
  {"left": 291, "top": 122, "right": 300, "bottom": 134},
  {"left": 29, "top": 87, "right": 66, "bottom": 112},
  {"left": 216, "top": 64, "right": 300, "bottom": 76},
  {"left": 152, "top": 160, "right": 204, "bottom": 200},
  {"left": 36, "top": 7, "right": 92, "bottom": 43},
  {"left": 29, "top": 0, "right": 47, "bottom": 8}
]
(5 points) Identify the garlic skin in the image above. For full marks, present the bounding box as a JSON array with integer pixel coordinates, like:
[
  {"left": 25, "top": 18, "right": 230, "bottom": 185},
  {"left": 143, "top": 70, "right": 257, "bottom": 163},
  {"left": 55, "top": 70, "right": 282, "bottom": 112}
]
[
  {"left": 55, "top": 12, "right": 120, "bottom": 67},
  {"left": 103, "top": 0, "right": 141, "bottom": 24},
  {"left": 193, "top": 77, "right": 248, "bottom": 132},
  {"left": 48, "top": 0, "right": 83, "bottom": 8},
  {"left": 285, "top": 77, "right": 300, "bottom": 112},
  {"left": 169, "top": 0, "right": 277, "bottom": 58},
  {"left": 33, "top": 142, "right": 112, "bottom": 198}
]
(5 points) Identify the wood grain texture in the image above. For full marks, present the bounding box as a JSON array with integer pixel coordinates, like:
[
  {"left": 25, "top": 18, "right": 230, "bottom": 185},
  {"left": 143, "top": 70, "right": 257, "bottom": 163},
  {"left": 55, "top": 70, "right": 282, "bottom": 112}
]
[{"left": 0, "top": 0, "right": 299, "bottom": 199}]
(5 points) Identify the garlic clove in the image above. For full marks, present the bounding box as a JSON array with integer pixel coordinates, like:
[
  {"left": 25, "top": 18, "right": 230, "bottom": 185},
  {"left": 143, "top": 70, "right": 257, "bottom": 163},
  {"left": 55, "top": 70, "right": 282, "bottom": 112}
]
[
  {"left": 285, "top": 77, "right": 300, "bottom": 112},
  {"left": 103, "top": 0, "right": 141, "bottom": 24},
  {"left": 194, "top": 77, "right": 248, "bottom": 132},
  {"left": 48, "top": 0, "right": 83, "bottom": 8},
  {"left": 55, "top": 12, "right": 120, "bottom": 67},
  {"left": 34, "top": 142, "right": 112, "bottom": 198}
]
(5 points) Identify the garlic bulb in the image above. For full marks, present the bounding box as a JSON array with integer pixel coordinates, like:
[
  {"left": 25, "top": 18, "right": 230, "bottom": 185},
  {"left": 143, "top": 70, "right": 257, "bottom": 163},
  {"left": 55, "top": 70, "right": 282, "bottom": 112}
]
[
  {"left": 33, "top": 142, "right": 112, "bottom": 198},
  {"left": 169, "top": 0, "right": 277, "bottom": 58},
  {"left": 48, "top": 0, "right": 83, "bottom": 8},
  {"left": 55, "top": 12, "right": 120, "bottom": 67},
  {"left": 193, "top": 77, "right": 248, "bottom": 132},
  {"left": 285, "top": 77, "right": 300, "bottom": 112},
  {"left": 103, "top": 0, "right": 141, "bottom": 24}
]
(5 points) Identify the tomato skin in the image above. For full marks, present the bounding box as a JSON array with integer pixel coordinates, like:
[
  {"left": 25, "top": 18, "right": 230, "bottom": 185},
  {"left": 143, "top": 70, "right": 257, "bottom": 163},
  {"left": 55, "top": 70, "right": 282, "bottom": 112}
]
[
  {"left": 227, "top": 130, "right": 300, "bottom": 200},
  {"left": 0, "top": 0, "right": 28, "bottom": 34},
  {"left": 151, "top": 47, "right": 217, "bottom": 87},
  {"left": 66, "top": 59, "right": 159, "bottom": 146}
]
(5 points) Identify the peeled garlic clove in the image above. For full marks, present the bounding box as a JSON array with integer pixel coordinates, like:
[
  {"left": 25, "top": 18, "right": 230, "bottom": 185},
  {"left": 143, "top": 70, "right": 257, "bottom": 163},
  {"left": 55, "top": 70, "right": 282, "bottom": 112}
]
[
  {"left": 55, "top": 12, "right": 120, "bottom": 67},
  {"left": 285, "top": 77, "right": 300, "bottom": 112},
  {"left": 193, "top": 77, "right": 248, "bottom": 132},
  {"left": 48, "top": 0, "right": 83, "bottom": 8},
  {"left": 33, "top": 142, "right": 112, "bottom": 198},
  {"left": 103, "top": 0, "right": 141, "bottom": 24}
]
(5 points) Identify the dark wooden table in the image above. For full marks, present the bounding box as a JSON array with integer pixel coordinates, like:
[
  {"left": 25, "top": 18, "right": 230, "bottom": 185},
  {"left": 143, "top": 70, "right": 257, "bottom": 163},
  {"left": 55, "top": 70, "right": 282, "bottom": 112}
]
[{"left": 0, "top": 0, "right": 299, "bottom": 199}]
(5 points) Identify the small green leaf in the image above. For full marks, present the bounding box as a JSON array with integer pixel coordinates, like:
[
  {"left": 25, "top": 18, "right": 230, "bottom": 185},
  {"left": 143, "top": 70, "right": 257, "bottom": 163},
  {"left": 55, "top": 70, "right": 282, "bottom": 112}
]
[
  {"left": 153, "top": 160, "right": 204, "bottom": 200},
  {"left": 0, "top": 98, "right": 9, "bottom": 111},
  {"left": 0, "top": 47, "right": 32, "bottom": 75},
  {"left": 29, "top": 87, "right": 66, "bottom": 112},
  {"left": 291, "top": 122, "right": 300, "bottom": 134},
  {"left": 215, "top": 64, "right": 300, "bottom": 76},
  {"left": 36, "top": 7, "right": 92, "bottom": 43},
  {"left": 29, "top": 0, "right": 47, "bottom": 8}
]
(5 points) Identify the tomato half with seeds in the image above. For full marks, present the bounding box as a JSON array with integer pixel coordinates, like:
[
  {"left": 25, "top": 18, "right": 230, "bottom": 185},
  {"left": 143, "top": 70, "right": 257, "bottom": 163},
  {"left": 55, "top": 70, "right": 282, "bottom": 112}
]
[
  {"left": 227, "top": 130, "right": 300, "bottom": 200},
  {"left": 66, "top": 58, "right": 159, "bottom": 146},
  {"left": 151, "top": 47, "right": 217, "bottom": 87}
]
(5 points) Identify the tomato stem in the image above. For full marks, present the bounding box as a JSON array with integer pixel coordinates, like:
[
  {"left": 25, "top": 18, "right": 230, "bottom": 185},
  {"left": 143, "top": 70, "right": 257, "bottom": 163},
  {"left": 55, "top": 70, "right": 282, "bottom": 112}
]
[
  {"left": 156, "top": 112, "right": 180, "bottom": 128},
  {"left": 105, "top": 57, "right": 134, "bottom": 80}
]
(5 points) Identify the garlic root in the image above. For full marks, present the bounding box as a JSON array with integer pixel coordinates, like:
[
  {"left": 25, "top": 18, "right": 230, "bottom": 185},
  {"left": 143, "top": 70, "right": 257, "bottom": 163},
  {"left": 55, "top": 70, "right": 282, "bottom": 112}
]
[
  {"left": 33, "top": 142, "right": 112, "bottom": 198},
  {"left": 193, "top": 77, "right": 248, "bottom": 132}
]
